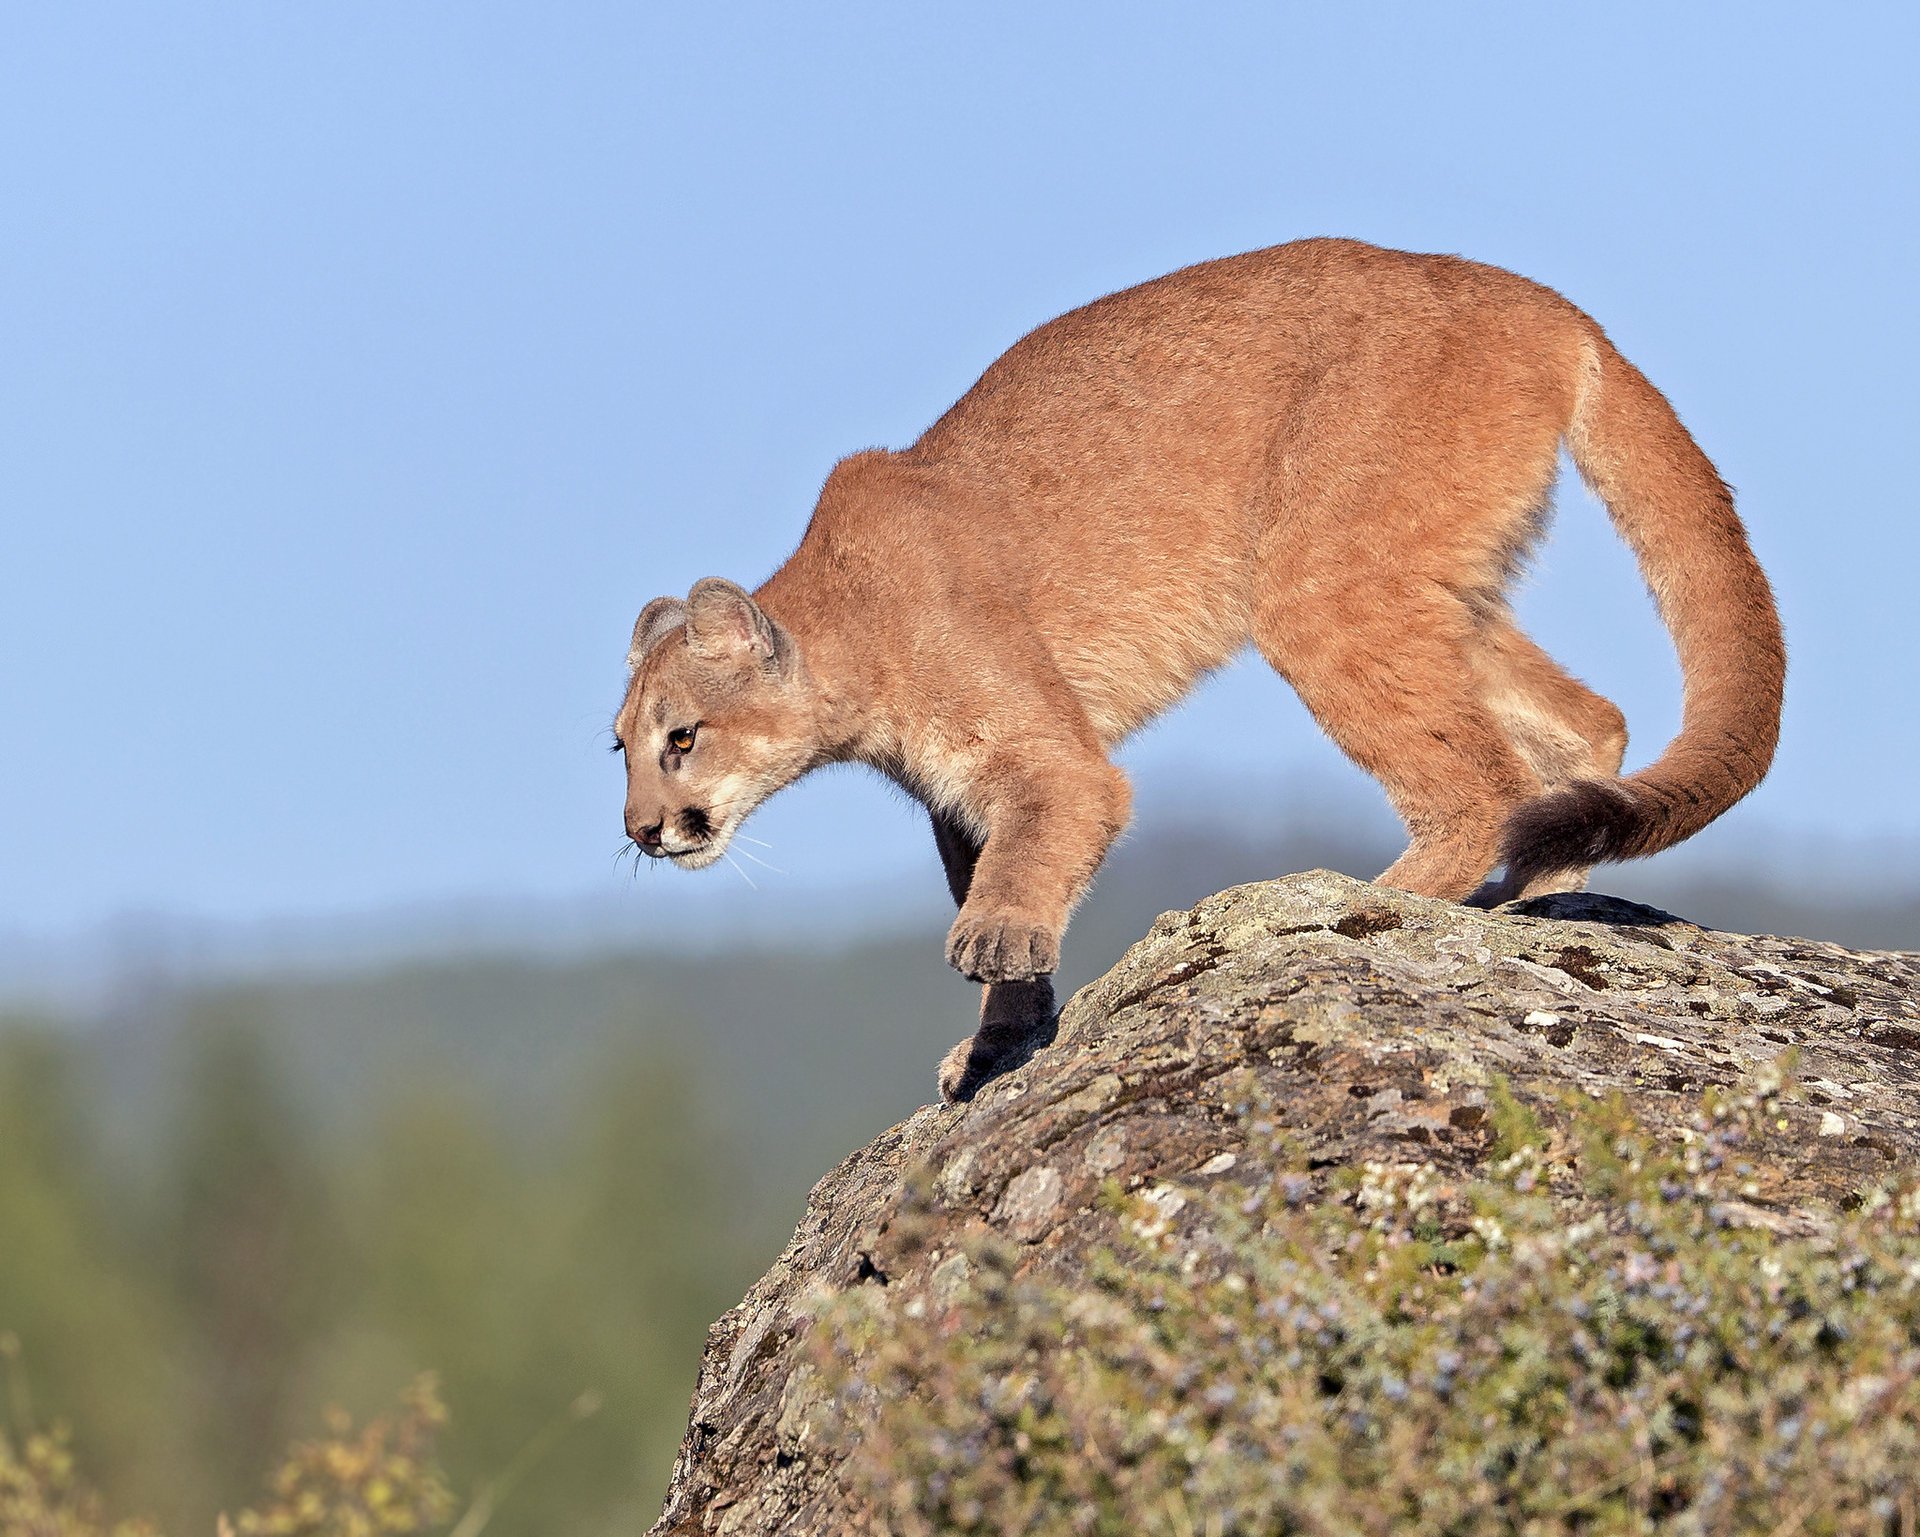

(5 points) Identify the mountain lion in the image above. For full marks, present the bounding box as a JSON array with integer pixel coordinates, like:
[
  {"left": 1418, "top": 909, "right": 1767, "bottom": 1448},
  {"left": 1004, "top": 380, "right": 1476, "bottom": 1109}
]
[{"left": 612, "top": 239, "right": 1784, "bottom": 1101}]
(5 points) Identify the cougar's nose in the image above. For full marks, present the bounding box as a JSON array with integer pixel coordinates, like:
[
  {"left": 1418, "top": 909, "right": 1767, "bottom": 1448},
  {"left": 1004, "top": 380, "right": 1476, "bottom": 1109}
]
[{"left": 628, "top": 812, "right": 665, "bottom": 851}]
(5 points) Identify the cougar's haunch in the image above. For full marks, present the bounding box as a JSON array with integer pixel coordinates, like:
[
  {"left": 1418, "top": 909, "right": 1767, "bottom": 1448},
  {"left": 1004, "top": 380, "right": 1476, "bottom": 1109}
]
[{"left": 613, "top": 239, "right": 1785, "bottom": 1100}]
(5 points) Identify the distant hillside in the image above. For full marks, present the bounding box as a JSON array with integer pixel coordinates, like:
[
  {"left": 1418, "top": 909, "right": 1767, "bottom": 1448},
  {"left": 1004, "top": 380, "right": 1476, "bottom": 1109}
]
[{"left": 32, "top": 816, "right": 1918, "bottom": 1199}]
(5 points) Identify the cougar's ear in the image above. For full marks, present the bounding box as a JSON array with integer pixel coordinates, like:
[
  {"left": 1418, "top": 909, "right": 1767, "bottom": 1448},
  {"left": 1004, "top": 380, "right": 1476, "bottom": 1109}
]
[
  {"left": 627, "top": 596, "right": 688, "bottom": 672},
  {"left": 685, "top": 577, "right": 788, "bottom": 671}
]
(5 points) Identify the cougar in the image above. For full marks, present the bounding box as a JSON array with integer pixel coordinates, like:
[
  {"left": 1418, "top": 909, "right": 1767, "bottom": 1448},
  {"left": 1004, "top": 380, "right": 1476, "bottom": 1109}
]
[{"left": 613, "top": 239, "right": 1784, "bottom": 1101}]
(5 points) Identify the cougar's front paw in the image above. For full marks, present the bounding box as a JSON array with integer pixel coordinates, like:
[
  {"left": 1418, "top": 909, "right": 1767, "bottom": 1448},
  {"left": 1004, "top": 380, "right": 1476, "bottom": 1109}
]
[{"left": 945, "top": 911, "right": 1060, "bottom": 982}]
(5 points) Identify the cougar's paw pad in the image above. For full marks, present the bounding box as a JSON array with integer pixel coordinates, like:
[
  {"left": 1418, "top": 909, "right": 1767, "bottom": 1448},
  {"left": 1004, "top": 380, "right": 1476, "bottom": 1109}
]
[{"left": 945, "top": 914, "right": 1060, "bottom": 983}]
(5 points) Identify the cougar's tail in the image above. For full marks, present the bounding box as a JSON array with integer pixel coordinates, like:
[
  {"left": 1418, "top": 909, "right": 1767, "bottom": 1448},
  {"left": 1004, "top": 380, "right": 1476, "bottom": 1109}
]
[{"left": 1497, "top": 331, "right": 1785, "bottom": 892}]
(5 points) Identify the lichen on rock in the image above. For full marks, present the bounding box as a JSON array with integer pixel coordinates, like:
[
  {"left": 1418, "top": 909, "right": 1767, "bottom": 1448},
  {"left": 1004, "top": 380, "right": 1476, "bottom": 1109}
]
[{"left": 649, "top": 872, "right": 1920, "bottom": 1535}]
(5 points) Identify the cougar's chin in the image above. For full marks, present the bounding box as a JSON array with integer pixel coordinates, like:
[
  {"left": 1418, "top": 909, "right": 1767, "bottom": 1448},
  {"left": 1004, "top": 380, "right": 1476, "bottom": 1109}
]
[{"left": 667, "top": 835, "right": 729, "bottom": 871}]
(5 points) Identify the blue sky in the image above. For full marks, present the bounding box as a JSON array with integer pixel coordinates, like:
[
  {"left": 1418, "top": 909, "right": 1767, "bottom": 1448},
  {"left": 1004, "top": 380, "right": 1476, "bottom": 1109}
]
[{"left": 2, "top": 3, "right": 1915, "bottom": 943}]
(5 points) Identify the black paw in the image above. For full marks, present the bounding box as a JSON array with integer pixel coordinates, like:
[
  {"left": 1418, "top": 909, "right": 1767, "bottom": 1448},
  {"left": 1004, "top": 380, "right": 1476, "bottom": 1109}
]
[
  {"left": 937, "top": 1017, "right": 1057, "bottom": 1103},
  {"left": 937, "top": 1036, "right": 993, "bottom": 1103}
]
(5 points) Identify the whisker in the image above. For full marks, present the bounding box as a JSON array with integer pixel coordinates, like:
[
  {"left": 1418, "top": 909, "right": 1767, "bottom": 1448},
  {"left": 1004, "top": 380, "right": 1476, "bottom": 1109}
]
[
  {"left": 732, "top": 832, "right": 774, "bottom": 849},
  {"left": 721, "top": 850, "right": 758, "bottom": 890},
  {"left": 737, "top": 847, "right": 787, "bottom": 875}
]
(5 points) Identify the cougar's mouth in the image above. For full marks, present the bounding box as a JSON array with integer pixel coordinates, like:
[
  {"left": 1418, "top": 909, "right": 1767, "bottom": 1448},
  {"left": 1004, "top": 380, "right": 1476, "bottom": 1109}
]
[
  {"left": 662, "top": 802, "right": 719, "bottom": 865},
  {"left": 659, "top": 782, "right": 777, "bottom": 872},
  {"left": 665, "top": 838, "right": 726, "bottom": 869},
  {"left": 663, "top": 813, "right": 729, "bottom": 869}
]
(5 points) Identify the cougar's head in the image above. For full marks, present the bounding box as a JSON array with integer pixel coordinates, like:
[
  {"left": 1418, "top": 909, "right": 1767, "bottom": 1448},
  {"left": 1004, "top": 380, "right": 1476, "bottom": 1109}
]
[{"left": 614, "top": 578, "right": 816, "bottom": 870}]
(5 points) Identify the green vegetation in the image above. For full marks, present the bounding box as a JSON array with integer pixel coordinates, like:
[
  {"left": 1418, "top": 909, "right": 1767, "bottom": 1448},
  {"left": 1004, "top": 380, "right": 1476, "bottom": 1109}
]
[
  {"left": 0, "top": 1363, "right": 450, "bottom": 1537},
  {"left": 0, "top": 1014, "right": 758, "bottom": 1536},
  {"left": 820, "top": 1069, "right": 1920, "bottom": 1534}
]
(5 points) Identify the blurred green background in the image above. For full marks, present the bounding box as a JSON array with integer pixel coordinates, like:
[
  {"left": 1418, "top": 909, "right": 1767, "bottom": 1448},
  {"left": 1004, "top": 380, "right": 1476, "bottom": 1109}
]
[{"left": 4, "top": 809, "right": 1916, "bottom": 1533}]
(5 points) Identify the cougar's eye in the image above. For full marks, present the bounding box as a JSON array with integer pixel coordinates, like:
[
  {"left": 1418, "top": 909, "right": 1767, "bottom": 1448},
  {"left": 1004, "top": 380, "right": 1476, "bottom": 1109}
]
[{"left": 668, "top": 726, "right": 696, "bottom": 753}]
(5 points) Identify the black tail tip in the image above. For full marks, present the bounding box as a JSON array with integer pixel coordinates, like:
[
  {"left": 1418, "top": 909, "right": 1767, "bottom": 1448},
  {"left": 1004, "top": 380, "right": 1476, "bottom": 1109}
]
[{"left": 1499, "top": 779, "right": 1645, "bottom": 883}]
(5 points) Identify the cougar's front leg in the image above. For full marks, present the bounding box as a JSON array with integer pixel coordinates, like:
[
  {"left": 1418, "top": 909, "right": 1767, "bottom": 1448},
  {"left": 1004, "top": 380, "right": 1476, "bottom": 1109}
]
[
  {"left": 930, "top": 809, "right": 1057, "bottom": 1103},
  {"left": 943, "top": 753, "right": 1131, "bottom": 984}
]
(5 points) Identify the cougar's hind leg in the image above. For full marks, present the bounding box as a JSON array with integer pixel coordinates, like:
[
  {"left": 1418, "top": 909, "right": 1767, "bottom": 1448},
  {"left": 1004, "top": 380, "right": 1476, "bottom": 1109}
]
[
  {"left": 1252, "top": 568, "right": 1543, "bottom": 904},
  {"left": 929, "top": 808, "right": 1056, "bottom": 1104},
  {"left": 1246, "top": 356, "right": 1578, "bottom": 902},
  {"left": 1473, "top": 618, "right": 1627, "bottom": 787},
  {"left": 1468, "top": 618, "right": 1628, "bottom": 901}
]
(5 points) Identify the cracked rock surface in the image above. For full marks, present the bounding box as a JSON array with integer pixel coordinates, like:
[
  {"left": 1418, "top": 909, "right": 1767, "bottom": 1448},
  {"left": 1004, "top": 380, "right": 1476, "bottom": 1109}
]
[{"left": 649, "top": 870, "right": 1920, "bottom": 1535}]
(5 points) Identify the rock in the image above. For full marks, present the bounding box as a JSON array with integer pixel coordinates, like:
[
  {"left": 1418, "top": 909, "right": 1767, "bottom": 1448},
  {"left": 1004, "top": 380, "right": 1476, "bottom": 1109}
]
[{"left": 648, "top": 871, "right": 1920, "bottom": 1535}]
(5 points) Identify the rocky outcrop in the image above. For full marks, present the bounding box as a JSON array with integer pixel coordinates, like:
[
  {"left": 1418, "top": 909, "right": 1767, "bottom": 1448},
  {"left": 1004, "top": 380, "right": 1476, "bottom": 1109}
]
[{"left": 649, "top": 871, "right": 1920, "bottom": 1535}]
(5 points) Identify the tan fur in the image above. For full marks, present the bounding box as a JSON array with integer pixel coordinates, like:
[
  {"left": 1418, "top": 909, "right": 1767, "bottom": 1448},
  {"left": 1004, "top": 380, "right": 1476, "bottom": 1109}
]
[{"left": 613, "top": 239, "right": 1785, "bottom": 1099}]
